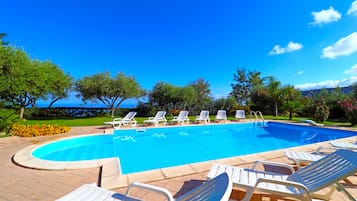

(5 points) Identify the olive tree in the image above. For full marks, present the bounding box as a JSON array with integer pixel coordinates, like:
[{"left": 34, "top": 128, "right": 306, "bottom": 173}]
[
  {"left": 149, "top": 82, "right": 198, "bottom": 114},
  {"left": 0, "top": 46, "right": 69, "bottom": 119},
  {"left": 75, "top": 72, "right": 144, "bottom": 116},
  {"left": 41, "top": 61, "right": 73, "bottom": 108}
]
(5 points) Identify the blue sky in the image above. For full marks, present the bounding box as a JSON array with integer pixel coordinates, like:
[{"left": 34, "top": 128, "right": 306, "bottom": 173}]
[{"left": 2, "top": 0, "right": 357, "bottom": 105}]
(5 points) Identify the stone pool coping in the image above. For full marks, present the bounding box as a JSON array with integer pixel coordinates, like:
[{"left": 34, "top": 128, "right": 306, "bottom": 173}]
[{"left": 13, "top": 121, "right": 357, "bottom": 189}]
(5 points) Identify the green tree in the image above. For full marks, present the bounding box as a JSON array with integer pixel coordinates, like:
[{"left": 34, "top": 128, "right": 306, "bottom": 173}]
[
  {"left": 75, "top": 72, "right": 144, "bottom": 117},
  {"left": 149, "top": 82, "right": 196, "bottom": 114},
  {"left": 176, "top": 86, "right": 196, "bottom": 110},
  {"left": 190, "top": 78, "right": 212, "bottom": 114},
  {"left": 281, "top": 85, "right": 303, "bottom": 120},
  {"left": 149, "top": 82, "right": 177, "bottom": 111},
  {"left": 41, "top": 61, "right": 73, "bottom": 108},
  {"left": 230, "top": 68, "right": 263, "bottom": 107},
  {"left": 325, "top": 87, "right": 349, "bottom": 119},
  {"left": 313, "top": 96, "right": 329, "bottom": 122},
  {"left": 266, "top": 76, "right": 282, "bottom": 116},
  {"left": 0, "top": 47, "right": 47, "bottom": 119}
]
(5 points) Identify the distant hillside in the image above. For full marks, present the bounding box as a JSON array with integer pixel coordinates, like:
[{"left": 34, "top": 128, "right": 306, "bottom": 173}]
[{"left": 300, "top": 86, "right": 352, "bottom": 97}]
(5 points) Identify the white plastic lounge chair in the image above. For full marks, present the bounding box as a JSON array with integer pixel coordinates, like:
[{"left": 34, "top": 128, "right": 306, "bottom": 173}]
[
  {"left": 284, "top": 150, "right": 325, "bottom": 168},
  {"left": 302, "top": 119, "right": 324, "bottom": 127},
  {"left": 171, "top": 110, "right": 189, "bottom": 125},
  {"left": 104, "top": 112, "right": 137, "bottom": 129},
  {"left": 235, "top": 110, "right": 246, "bottom": 120},
  {"left": 56, "top": 172, "right": 232, "bottom": 201},
  {"left": 215, "top": 110, "right": 227, "bottom": 121},
  {"left": 144, "top": 111, "right": 167, "bottom": 126},
  {"left": 330, "top": 141, "right": 357, "bottom": 150},
  {"left": 208, "top": 149, "right": 357, "bottom": 201},
  {"left": 195, "top": 110, "right": 210, "bottom": 124},
  {"left": 104, "top": 118, "right": 122, "bottom": 129}
]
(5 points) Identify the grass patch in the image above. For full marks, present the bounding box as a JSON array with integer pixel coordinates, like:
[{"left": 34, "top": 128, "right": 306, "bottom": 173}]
[{"left": 8, "top": 115, "right": 357, "bottom": 128}]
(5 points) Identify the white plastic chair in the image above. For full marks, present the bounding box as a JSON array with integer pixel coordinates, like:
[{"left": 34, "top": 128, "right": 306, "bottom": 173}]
[
  {"left": 208, "top": 149, "right": 357, "bottom": 201},
  {"left": 104, "top": 112, "right": 137, "bottom": 129},
  {"left": 195, "top": 110, "right": 210, "bottom": 124},
  {"left": 215, "top": 110, "right": 227, "bottom": 121},
  {"left": 235, "top": 110, "right": 246, "bottom": 120},
  {"left": 330, "top": 141, "right": 357, "bottom": 150},
  {"left": 56, "top": 172, "right": 232, "bottom": 201},
  {"left": 144, "top": 111, "right": 167, "bottom": 126},
  {"left": 171, "top": 110, "right": 189, "bottom": 125},
  {"left": 284, "top": 150, "right": 325, "bottom": 168}
]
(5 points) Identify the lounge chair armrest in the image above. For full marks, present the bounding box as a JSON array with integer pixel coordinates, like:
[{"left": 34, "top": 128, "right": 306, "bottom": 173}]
[
  {"left": 126, "top": 182, "right": 174, "bottom": 201},
  {"left": 254, "top": 178, "right": 311, "bottom": 199},
  {"left": 252, "top": 161, "right": 295, "bottom": 174}
]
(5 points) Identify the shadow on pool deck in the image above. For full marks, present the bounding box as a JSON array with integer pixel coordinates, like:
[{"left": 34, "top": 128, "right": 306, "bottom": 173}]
[{"left": 2, "top": 123, "right": 357, "bottom": 201}]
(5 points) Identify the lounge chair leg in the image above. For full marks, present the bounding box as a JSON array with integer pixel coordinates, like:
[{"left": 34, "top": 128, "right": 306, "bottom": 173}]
[
  {"left": 241, "top": 187, "right": 255, "bottom": 201},
  {"left": 336, "top": 183, "right": 356, "bottom": 201}
]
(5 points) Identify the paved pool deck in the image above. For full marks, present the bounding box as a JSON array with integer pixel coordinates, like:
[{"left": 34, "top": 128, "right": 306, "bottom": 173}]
[{"left": 1, "top": 122, "right": 357, "bottom": 201}]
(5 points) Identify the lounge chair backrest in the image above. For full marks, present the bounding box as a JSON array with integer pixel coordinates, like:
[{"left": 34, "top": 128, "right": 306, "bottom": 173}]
[
  {"left": 199, "top": 110, "right": 209, "bottom": 119},
  {"left": 288, "top": 149, "right": 357, "bottom": 192},
  {"left": 216, "top": 110, "right": 226, "bottom": 118},
  {"left": 154, "top": 111, "right": 166, "bottom": 120},
  {"left": 123, "top": 112, "right": 137, "bottom": 120},
  {"left": 178, "top": 111, "right": 189, "bottom": 119},
  {"left": 235, "top": 110, "right": 245, "bottom": 119},
  {"left": 176, "top": 172, "right": 232, "bottom": 201}
]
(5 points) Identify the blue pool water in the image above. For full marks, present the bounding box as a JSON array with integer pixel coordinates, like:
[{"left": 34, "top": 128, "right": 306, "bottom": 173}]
[{"left": 32, "top": 122, "right": 356, "bottom": 174}]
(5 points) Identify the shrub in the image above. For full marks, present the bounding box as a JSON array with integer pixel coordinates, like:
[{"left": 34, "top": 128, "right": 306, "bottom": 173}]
[
  {"left": 339, "top": 99, "right": 357, "bottom": 126},
  {"left": 313, "top": 98, "right": 329, "bottom": 122},
  {"left": 10, "top": 124, "right": 70, "bottom": 137}
]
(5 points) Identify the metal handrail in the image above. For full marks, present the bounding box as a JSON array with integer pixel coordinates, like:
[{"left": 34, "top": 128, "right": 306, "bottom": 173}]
[
  {"left": 256, "top": 111, "right": 265, "bottom": 122},
  {"left": 250, "top": 111, "right": 258, "bottom": 121}
]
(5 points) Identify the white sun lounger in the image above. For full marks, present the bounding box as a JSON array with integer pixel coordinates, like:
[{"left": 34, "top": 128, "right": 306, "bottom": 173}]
[
  {"left": 208, "top": 149, "right": 357, "bottom": 201},
  {"left": 330, "top": 141, "right": 357, "bottom": 150},
  {"left": 104, "top": 112, "right": 137, "bottom": 129},
  {"left": 215, "top": 110, "right": 227, "bottom": 121},
  {"left": 284, "top": 150, "right": 325, "bottom": 168},
  {"left": 171, "top": 110, "right": 189, "bottom": 125},
  {"left": 144, "top": 111, "right": 167, "bottom": 126},
  {"left": 56, "top": 172, "right": 232, "bottom": 201},
  {"left": 235, "top": 110, "right": 246, "bottom": 120},
  {"left": 195, "top": 110, "right": 210, "bottom": 124},
  {"left": 302, "top": 119, "right": 324, "bottom": 127}
]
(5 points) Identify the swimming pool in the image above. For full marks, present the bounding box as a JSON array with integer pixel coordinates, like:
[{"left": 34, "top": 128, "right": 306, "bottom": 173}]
[{"left": 32, "top": 122, "right": 356, "bottom": 174}]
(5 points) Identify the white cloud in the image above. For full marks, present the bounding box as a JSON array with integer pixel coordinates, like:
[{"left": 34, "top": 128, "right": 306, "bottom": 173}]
[
  {"left": 297, "top": 70, "right": 304, "bottom": 75},
  {"left": 347, "top": 0, "right": 357, "bottom": 16},
  {"left": 321, "top": 32, "right": 357, "bottom": 59},
  {"left": 295, "top": 76, "right": 357, "bottom": 91},
  {"left": 311, "top": 6, "right": 341, "bottom": 25},
  {"left": 345, "top": 64, "right": 357, "bottom": 74},
  {"left": 269, "top": 41, "right": 302, "bottom": 55}
]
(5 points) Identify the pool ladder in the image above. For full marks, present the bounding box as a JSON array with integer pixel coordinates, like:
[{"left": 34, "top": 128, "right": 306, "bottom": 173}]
[{"left": 250, "top": 111, "right": 266, "bottom": 127}]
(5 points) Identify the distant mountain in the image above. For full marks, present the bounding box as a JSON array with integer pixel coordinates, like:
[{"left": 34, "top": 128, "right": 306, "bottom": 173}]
[{"left": 300, "top": 86, "right": 352, "bottom": 97}]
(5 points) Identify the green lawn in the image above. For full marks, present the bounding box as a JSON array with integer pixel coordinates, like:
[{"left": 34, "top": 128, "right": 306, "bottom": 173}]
[{"left": 14, "top": 115, "right": 355, "bottom": 128}]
